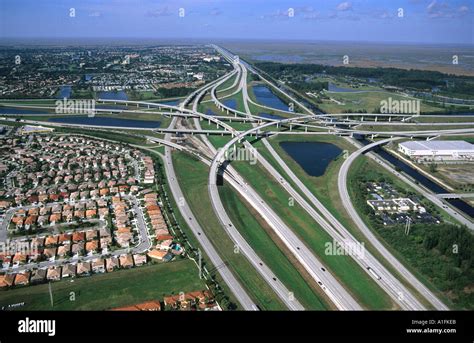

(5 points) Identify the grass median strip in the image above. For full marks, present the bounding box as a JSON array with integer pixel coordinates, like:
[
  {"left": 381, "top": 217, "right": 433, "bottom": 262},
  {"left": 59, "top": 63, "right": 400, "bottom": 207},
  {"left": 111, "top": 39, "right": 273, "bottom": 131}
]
[{"left": 172, "top": 151, "right": 287, "bottom": 310}]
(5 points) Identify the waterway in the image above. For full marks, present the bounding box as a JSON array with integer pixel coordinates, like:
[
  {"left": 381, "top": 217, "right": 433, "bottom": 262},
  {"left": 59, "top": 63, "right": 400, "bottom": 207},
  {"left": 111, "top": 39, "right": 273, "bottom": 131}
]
[
  {"left": 97, "top": 90, "right": 129, "bottom": 101},
  {"left": 48, "top": 116, "right": 161, "bottom": 128},
  {"left": 252, "top": 85, "right": 289, "bottom": 111},
  {"left": 57, "top": 86, "right": 72, "bottom": 99}
]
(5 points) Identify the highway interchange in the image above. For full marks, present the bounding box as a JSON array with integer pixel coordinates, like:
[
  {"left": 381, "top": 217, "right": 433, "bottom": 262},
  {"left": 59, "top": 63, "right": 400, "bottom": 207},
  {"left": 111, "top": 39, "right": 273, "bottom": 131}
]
[{"left": 1, "top": 45, "right": 474, "bottom": 311}]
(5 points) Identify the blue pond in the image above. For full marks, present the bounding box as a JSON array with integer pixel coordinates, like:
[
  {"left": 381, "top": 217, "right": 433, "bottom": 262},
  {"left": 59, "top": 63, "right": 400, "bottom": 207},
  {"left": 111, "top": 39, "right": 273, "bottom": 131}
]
[
  {"left": 252, "top": 85, "right": 288, "bottom": 111},
  {"left": 97, "top": 91, "right": 129, "bottom": 101},
  {"left": 48, "top": 116, "right": 161, "bottom": 128},
  {"left": 280, "top": 141, "right": 342, "bottom": 177},
  {"left": 57, "top": 86, "right": 72, "bottom": 99},
  {"left": 223, "top": 99, "right": 237, "bottom": 110}
]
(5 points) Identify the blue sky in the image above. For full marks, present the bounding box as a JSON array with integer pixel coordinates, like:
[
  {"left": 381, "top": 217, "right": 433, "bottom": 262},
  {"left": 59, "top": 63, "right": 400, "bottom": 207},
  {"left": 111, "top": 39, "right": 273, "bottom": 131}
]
[{"left": 0, "top": 0, "right": 472, "bottom": 44}]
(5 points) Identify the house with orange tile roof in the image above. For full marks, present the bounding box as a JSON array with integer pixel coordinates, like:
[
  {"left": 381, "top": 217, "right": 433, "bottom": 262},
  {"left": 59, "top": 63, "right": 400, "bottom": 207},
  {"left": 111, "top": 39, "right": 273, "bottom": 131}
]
[
  {"left": 58, "top": 233, "right": 72, "bottom": 244},
  {"left": 105, "top": 256, "right": 119, "bottom": 272},
  {"left": 0, "top": 274, "right": 15, "bottom": 288},
  {"left": 49, "top": 213, "right": 61, "bottom": 224},
  {"left": 163, "top": 290, "right": 213, "bottom": 311},
  {"left": 60, "top": 263, "right": 75, "bottom": 278},
  {"left": 72, "top": 231, "right": 85, "bottom": 242},
  {"left": 91, "top": 258, "right": 105, "bottom": 273},
  {"left": 100, "top": 236, "right": 112, "bottom": 248},
  {"left": 45, "top": 236, "right": 58, "bottom": 246},
  {"left": 85, "top": 209, "right": 97, "bottom": 219},
  {"left": 57, "top": 244, "right": 71, "bottom": 257},
  {"left": 11, "top": 216, "right": 24, "bottom": 227},
  {"left": 76, "top": 262, "right": 91, "bottom": 276},
  {"left": 85, "top": 230, "right": 97, "bottom": 241},
  {"left": 74, "top": 210, "right": 85, "bottom": 219},
  {"left": 71, "top": 242, "right": 85, "bottom": 255},
  {"left": 24, "top": 215, "right": 37, "bottom": 227},
  {"left": 156, "top": 233, "right": 173, "bottom": 241},
  {"left": 146, "top": 204, "right": 161, "bottom": 212},
  {"left": 43, "top": 247, "right": 57, "bottom": 259},
  {"left": 155, "top": 229, "right": 169, "bottom": 237},
  {"left": 133, "top": 254, "right": 147, "bottom": 266},
  {"left": 147, "top": 249, "right": 168, "bottom": 261},
  {"left": 112, "top": 300, "right": 161, "bottom": 311},
  {"left": 157, "top": 239, "right": 173, "bottom": 251},
  {"left": 12, "top": 253, "right": 27, "bottom": 265},
  {"left": 14, "top": 271, "right": 31, "bottom": 286},
  {"left": 28, "top": 207, "right": 39, "bottom": 216},
  {"left": 46, "top": 266, "right": 61, "bottom": 281},
  {"left": 31, "top": 237, "right": 45, "bottom": 248},
  {"left": 85, "top": 240, "right": 99, "bottom": 253},
  {"left": 119, "top": 254, "right": 134, "bottom": 268},
  {"left": 98, "top": 207, "right": 109, "bottom": 218}
]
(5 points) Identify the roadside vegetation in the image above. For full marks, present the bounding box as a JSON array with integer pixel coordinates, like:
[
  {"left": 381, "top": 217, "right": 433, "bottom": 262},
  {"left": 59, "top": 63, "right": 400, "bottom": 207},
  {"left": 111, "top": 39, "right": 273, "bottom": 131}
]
[{"left": 348, "top": 157, "right": 473, "bottom": 309}]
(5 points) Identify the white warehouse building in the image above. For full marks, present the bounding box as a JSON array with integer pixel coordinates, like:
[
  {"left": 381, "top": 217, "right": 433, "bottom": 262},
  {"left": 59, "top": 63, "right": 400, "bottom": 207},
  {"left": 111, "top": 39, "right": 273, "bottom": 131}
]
[{"left": 398, "top": 140, "right": 474, "bottom": 161}]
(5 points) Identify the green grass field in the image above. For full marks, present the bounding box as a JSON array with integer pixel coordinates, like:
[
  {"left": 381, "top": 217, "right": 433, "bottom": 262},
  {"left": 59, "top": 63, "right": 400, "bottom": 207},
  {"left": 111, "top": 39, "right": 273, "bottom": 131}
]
[
  {"left": 319, "top": 91, "right": 445, "bottom": 114},
  {"left": 0, "top": 260, "right": 205, "bottom": 311}
]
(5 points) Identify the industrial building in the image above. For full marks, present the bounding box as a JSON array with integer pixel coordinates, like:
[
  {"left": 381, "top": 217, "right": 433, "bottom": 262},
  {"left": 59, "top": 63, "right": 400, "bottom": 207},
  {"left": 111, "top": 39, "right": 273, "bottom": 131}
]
[{"left": 398, "top": 140, "right": 474, "bottom": 162}]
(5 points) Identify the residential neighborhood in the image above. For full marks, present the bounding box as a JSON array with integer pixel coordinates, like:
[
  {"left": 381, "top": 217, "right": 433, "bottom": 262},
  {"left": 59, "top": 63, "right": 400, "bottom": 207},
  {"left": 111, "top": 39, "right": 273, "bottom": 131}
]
[{"left": 0, "top": 133, "right": 186, "bottom": 291}]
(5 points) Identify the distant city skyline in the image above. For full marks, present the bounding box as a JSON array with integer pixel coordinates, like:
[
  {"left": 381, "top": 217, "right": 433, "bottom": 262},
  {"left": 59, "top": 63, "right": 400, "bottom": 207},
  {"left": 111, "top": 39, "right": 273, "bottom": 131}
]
[{"left": 0, "top": 0, "right": 473, "bottom": 44}]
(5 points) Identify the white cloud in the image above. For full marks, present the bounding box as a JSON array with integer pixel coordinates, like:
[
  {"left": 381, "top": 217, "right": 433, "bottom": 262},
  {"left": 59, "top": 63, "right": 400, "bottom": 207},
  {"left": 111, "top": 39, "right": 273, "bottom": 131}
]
[{"left": 336, "top": 2, "right": 352, "bottom": 11}]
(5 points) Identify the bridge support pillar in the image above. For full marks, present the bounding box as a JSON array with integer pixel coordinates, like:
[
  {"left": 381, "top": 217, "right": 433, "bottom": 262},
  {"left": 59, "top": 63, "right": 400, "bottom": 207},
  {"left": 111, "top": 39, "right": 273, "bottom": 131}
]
[{"left": 290, "top": 124, "right": 292, "bottom": 131}]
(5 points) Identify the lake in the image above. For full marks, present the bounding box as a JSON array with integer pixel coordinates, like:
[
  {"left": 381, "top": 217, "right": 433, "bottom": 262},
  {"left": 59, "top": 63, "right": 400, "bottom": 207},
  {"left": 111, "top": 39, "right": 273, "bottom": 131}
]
[
  {"left": 252, "top": 85, "right": 288, "bottom": 111},
  {"left": 97, "top": 91, "right": 129, "bottom": 101},
  {"left": 280, "top": 141, "right": 342, "bottom": 177},
  {"left": 0, "top": 106, "right": 49, "bottom": 115},
  {"left": 57, "top": 86, "right": 72, "bottom": 99},
  {"left": 223, "top": 99, "right": 237, "bottom": 110},
  {"left": 48, "top": 116, "right": 161, "bottom": 128}
]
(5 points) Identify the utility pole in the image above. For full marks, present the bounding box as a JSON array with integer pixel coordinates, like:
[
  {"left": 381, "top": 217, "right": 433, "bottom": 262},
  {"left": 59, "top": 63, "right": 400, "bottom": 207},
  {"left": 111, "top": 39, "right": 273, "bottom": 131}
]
[
  {"left": 48, "top": 281, "right": 54, "bottom": 307},
  {"left": 405, "top": 217, "right": 411, "bottom": 235},
  {"left": 198, "top": 248, "right": 202, "bottom": 279}
]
